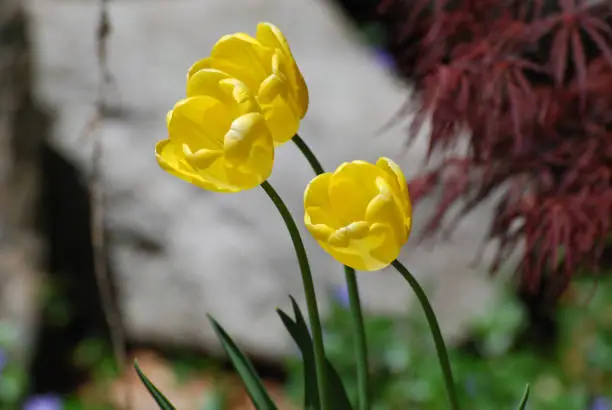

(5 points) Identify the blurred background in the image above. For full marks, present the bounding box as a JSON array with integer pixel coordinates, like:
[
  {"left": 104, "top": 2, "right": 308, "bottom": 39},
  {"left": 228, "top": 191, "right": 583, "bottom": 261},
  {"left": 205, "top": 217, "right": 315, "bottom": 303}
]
[{"left": 0, "top": 0, "right": 611, "bottom": 409}]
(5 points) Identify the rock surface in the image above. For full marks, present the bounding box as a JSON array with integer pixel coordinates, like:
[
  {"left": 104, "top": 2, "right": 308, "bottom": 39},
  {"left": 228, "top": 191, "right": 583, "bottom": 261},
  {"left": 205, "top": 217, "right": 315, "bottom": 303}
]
[{"left": 26, "top": 0, "right": 500, "bottom": 358}]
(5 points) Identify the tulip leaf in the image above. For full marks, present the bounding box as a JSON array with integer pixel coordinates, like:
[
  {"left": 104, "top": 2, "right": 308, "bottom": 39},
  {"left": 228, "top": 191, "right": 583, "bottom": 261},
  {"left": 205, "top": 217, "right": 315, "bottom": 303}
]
[
  {"left": 134, "top": 359, "right": 176, "bottom": 410},
  {"left": 208, "top": 315, "right": 278, "bottom": 410},
  {"left": 277, "top": 296, "right": 353, "bottom": 410},
  {"left": 278, "top": 308, "right": 319, "bottom": 410},
  {"left": 516, "top": 384, "right": 530, "bottom": 410}
]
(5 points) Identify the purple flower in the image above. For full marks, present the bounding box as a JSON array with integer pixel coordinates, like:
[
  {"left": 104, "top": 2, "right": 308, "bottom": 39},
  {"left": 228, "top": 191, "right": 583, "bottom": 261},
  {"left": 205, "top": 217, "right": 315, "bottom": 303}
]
[
  {"left": 374, "top": 48, "right": 395, "bottom": 70},
  {"left": 333, "top": 285, "right": 350, "bottom": 308},
  {"left": 0, "top": 349, "right": 6, "bottom": 373},
  {"left": 591, "top": 397, "right": 610, "bottom": 410},
  {"left": 23, "top": 394, "right": 62, "bottom": 410}
]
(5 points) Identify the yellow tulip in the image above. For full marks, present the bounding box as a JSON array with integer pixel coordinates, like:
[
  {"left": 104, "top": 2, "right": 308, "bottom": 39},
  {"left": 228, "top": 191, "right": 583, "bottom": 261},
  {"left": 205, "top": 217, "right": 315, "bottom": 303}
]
[
  {"left": 186, "top": 22, "right": 308, "bottom": 146},
  {"left": 304, "top": 157, "right": 412, "bottom": 271},
  {"left": 155, "top": 72, "right": 274, "bottom": 193}
]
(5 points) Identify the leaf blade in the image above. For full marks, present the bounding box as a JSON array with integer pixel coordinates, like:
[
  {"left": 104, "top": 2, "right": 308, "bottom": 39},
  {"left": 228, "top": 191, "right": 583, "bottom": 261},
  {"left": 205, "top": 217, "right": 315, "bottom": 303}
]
[
  {"left": 284, "top": 296, "right": 354, "bottom": 410},
  {"left": 208, "top": 315, "right": 277, "bottom": 410},
  {"left": 517, "top": 384, "right": 530, "bottom": 410},
  {"left": 134, "top": 359, "right": 177, "bottom": 410}
]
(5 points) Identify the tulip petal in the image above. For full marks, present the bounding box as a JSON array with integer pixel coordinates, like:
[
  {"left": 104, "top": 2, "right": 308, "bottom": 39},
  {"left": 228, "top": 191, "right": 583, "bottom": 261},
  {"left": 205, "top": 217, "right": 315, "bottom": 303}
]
[
  {"left": 224, "top": 113, "right": 267, "bottom": 166},
  {"left": 186, "top": 68, "right": 232, "bottom": 102},
  {"left": 156, "top": 139, "right": 238, "bottom": 193},
  {"left": 187, "top": 57, "right": 213, "bottom": 80},
  {"left": 261, "top": 99, "right": 300, "bottom": 145},
  {"left": 210, "top": 33, "right": 271, "bottom": 86},
  {"left": 223, "top": 112, "right": 274, "bottom": 187},
  {"left": 256, "top": 22, "right": 309, "bottom": 118},
  {"left": 167, "top": 96, "right": 231, "bottom": 150},
  {"left": 256, "top": 23, "right": 293, "bottom": 65},
  {"left": 367, "top": 223, "right": 402, "bottom": 269},
  {"left": 365, "top": 177, "right": 408, "bottom": 243},
  {"left": 328, "top": 161, "right": 382, "bottom": 225},
  {"left": 376, "top": 157, "right": 412, "bottom": 239},
  {"left": 304, "top": 173, "right": 333, "bottom": 208}
]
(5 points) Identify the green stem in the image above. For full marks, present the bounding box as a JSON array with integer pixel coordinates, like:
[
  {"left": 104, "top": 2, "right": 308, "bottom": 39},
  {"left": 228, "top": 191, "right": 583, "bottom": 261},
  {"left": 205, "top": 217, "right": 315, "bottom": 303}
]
[
  {"left": 292, "top": 133, "right": 325, "bottom": 175},
  {"left": 260, "top": 180, "right": 329, "bottom": 410},
  {"left": 344, "top": 266, "right": 370, "bottom": 410},
  {"left": 292, "top": 133, "right": 371, "bottom": 410},
  {"left": 391, "top": 260, "right": 460, "bottom": 410}
]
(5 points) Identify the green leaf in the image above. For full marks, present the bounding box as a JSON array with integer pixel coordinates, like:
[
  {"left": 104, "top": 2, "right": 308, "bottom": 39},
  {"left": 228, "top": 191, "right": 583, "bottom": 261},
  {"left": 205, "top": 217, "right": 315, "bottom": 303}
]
[
  {"left": 278, "top": 308, "right": 319, "bottom": 410},
  {"left": 134, "top": 360, "right": 176, "bottom": 410},
  {"left": 278, "top": 296, "right": 353, "bottom": 410},
  {"left": 517, "top": 384, "right": 530, "bottom": 410},
  {"left": 208, "top": 315, "right": 278, "bottom": 410}
]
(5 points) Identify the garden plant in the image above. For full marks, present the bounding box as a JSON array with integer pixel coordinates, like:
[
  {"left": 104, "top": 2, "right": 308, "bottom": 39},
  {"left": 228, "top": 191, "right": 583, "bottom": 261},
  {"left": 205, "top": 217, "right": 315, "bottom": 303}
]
[{"left": 134, "top": 22, "right": 532, "bottom": 410}]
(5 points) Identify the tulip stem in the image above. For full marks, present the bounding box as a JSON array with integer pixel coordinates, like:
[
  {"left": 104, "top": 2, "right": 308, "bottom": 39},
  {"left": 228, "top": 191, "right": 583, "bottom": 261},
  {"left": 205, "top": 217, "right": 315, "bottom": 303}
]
[
  {"left": 259, "top": 180, "right": 329, "bottom": 410},
  {"left": 292, "top": 134, "right": 325, "bottom": 175},
  {"left": 293, "top": 133, "right": 371, "bottom": 410},
  {"left": 391, "top": 259, "right": 460, "bottom": 410},
  {"left": 344, "top": 266, "right": 371, "bottom": 410}
]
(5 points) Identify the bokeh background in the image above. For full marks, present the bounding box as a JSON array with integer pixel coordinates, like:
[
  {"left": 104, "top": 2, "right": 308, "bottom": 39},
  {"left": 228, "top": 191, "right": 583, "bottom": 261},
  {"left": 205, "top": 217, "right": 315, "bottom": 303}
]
[{"left": 0, "top": 0, "right": 611, "bottom": 409}]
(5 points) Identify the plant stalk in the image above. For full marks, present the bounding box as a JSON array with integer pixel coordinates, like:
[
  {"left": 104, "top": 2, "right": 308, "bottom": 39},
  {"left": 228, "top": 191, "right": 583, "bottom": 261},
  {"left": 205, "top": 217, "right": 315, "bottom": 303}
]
[
  {"left": 260, "top": 180, "right": 329, "bottom": 410},
  {"left": 344, "top": 266, "right": 371, "bottom": 410},
  {"left": 391, "top": 259, "right": 460, "bottom": 410},
  {"left": 292, "top": 133, "right": 371, "bottom": 410},
  {"left": 292, "top": 133, "right": 325, "bottom": 175}
]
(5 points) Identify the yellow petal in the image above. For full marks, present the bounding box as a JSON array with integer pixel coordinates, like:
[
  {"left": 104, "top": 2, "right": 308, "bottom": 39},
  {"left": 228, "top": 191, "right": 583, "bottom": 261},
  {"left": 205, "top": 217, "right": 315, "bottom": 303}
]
[
  {"left": 304, "top": 172, "right": 332, "bottom": 208},
  {"left": 327, "top": 222, "right": 399, "bottom": 271},
  {"left": 258, "top": 72, "right": 286, "bottom": 104},
  {"left": 375, "top": 157, "right": 412, "bottom": 240},
  {"left": 376, "top": 157, "right": 410, "bottom": 208},
  {"left": 304, "top": 221, "right": 335, "bottom": 242},
  {"left": 187, "top": 57, "right": 213, "bottom": 81},
  {"left": 328, "top": 161, "right": 382, "bottom": 225},
  {"left": 218, "top": 78, "right": 260, "bottom": 115},
  {"left": 224, "top": 113, "right": 266, "bottom": 166},
  {"left": 256, "top": 23, "right": 293, "bottom": 63},
  {"left": 305, "top": 206, "right": 342, "bottom": 235},
  {"left": 328, "top": 221, "right": 370, "bottom": 247},
  {"left": 256, "top": 22, "right": 308, "bottom": 118},
  {"left": 183, "top": 144, "right": 223, "bottom": 169},
  {"left": 156, "top": 139, "right": 236, "bottom": 193},
  {"left": 223, "top": 112, "right": 274, "bottom": 187},
  {"left": 366, "top": 223, "right": 403, "bottom": 269},
  {"left": 260, "top": 98, "right": 300, "bottom": 145},
  {"left": 210, "top": 33, "right": 271, "bottom": 84},
  {"left": 167, "top": 96, "right": 231, "bottom": 150},
  {"left": 364, "top": 177, "right": 408, "bottom": 244},
  {"left": 186, "top": 68, "right": 233, "bottom": 102}
]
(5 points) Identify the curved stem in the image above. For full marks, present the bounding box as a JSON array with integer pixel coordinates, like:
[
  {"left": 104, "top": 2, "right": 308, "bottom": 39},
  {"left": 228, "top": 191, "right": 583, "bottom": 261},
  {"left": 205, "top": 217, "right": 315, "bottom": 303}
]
[
  {"left": 344, "top": 266, "right": 370, "bottom": 410},
  {"left": 292, "top": 133, "right": 325, "bottom": 175},
  {"left": 391, "top": 259, "right": 460, "bottom": 410},
  {"left": 260, "top": 180, "right": 329, "bottom": 410},
  {"left": 293, "top": 133, "right": 371, "bottom": 410}
]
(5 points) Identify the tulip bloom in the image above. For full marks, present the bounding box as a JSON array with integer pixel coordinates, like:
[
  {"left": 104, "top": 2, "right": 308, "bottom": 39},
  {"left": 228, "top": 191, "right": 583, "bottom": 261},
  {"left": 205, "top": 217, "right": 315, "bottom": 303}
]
[
  {"left": 304, "top": 157, "right": 412, "bottom": 271},
  {"left": 156, "top": 72, "right": 274, "bottom": 193},
  {"left": 187, "top": 22, "right": 308, "bottom": 146}
]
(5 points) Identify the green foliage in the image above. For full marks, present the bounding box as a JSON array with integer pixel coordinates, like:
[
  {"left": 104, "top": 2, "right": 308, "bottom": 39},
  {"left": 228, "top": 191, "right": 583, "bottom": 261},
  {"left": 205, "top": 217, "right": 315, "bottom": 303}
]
[
  {"left": 135, "top": 360, "right": 177, "bottom": 409},
  {"left": 284, "top": 278, "right": 612, "bottom": 410},
  {"left": 208, "top": 316, "right": 278, "bottom": 410},
  {"left": 277, "top": 296, "right": 353, "bottom": 410}
]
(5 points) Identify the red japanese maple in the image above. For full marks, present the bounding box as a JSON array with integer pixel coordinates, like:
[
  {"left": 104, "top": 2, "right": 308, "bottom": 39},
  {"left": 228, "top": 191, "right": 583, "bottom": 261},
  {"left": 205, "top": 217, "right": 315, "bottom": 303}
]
[{"left": 378, "top": 0, "right": 612, "bottom": 294}]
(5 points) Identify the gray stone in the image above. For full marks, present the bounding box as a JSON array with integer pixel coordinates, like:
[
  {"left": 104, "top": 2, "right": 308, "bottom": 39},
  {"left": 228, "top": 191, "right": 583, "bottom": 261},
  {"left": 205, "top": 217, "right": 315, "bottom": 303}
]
[{"left": 26, "top": 0, "right": 499, "bottom": 358}]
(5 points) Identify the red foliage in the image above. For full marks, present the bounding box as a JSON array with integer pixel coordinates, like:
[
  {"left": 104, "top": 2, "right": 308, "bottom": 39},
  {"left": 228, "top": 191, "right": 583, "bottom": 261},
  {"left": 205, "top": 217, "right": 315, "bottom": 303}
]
[{"left": 378, "top": 0, "right": 612, "bottom": 294}]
